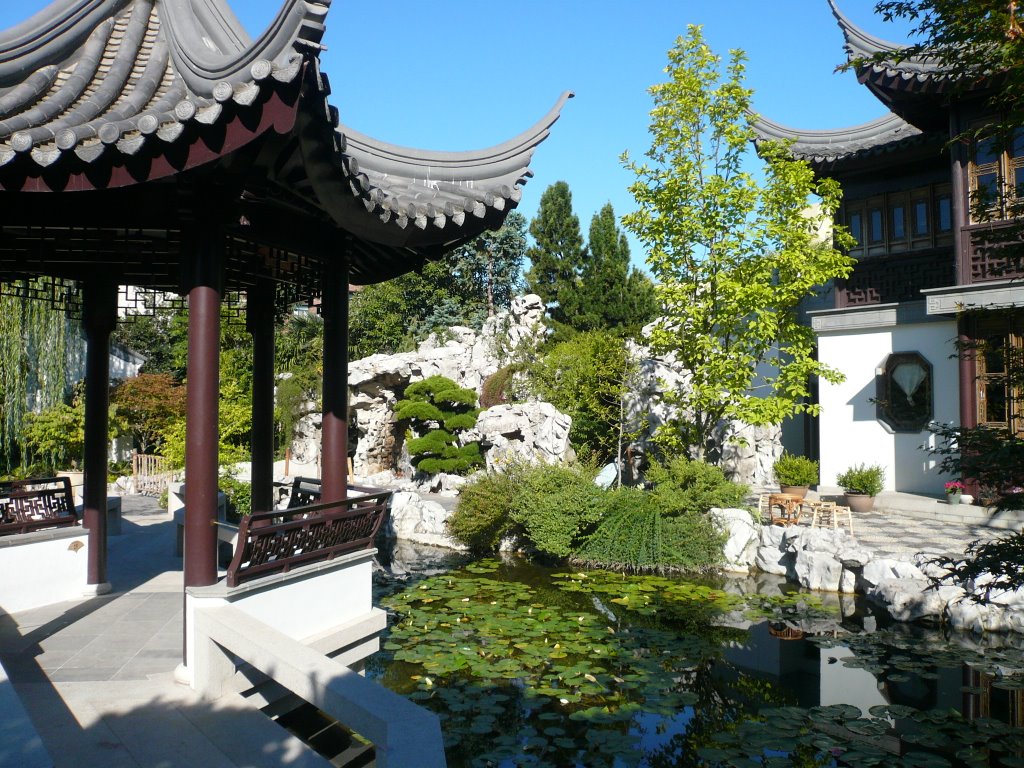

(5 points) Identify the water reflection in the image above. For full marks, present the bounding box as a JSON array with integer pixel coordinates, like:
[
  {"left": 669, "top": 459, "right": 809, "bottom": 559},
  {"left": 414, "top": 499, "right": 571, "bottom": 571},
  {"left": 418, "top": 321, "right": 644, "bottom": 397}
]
[{"left": 370, "top": 550, "right": 1024, "bottom": 766}]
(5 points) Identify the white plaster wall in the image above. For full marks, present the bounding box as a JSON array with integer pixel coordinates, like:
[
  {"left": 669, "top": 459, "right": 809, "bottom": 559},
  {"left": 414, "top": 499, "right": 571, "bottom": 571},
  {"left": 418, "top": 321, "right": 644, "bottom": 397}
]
[
  {"left": 228, "top": 558, "right": 373, "bottom": 640},
  {"left": 184, "top": 551, "right": 376, "bottom": 682},
  {"left": 818, "top": 320, "right": 958, "bottom": 495},
  {"left": 0, "top": 532, "right": 88, "bottom": 614}
]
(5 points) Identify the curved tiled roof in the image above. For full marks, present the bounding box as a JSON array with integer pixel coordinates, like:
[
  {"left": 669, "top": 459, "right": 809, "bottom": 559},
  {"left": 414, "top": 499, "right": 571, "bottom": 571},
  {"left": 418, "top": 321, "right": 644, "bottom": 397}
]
[
  {"left": 0, "top": 0, "right": 565, "bottom": 265},
  {"left": 328, "top": 92, "right": 572, "bottom": 244},
  {"left": 0, "top": 0, "right": 320, "bottom": 168},
  {"left": 828, "top": 0, "right": 955, "bottom": 94},
  {"left": 752, "top": 112, "right": 928, "bottom": 164}
]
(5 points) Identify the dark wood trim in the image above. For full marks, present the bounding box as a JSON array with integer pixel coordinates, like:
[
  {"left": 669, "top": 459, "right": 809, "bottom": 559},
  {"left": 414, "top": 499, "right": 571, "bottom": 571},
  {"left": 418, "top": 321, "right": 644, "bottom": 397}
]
[{"left": 225, "top": 488, "right": 391, "bottom": 588}]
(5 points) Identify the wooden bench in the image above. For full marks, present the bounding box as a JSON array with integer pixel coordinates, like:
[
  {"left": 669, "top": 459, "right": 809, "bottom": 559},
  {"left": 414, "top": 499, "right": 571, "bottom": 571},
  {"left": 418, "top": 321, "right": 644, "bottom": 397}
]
[{"left": 0, "top": 476, "right": 79, "bottom": 536}]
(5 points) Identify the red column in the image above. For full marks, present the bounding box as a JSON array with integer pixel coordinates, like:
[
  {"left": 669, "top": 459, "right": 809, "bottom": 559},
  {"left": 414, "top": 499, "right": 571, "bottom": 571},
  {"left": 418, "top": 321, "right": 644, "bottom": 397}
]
[
  {"left": 184, "top": 241, "right": 222, "bottom": 589},
  {"left": 320, "top": 258, "right": 349, "bottom": 502},
  {"left": 82, "top": 280, "right": 117, "bottom": 590},
  {"left": 248, "top": 281, "right": 275, "bottom": 514}
]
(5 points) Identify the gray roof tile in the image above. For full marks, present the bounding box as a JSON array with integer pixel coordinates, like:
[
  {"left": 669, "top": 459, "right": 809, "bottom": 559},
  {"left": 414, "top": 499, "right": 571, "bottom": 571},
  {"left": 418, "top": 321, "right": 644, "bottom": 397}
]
[
  {"left": 0, "top": 0, "right": 567, "bottom": 260},
  {"left": 752, "top": 112, "right": 928, "bottom": 163}
]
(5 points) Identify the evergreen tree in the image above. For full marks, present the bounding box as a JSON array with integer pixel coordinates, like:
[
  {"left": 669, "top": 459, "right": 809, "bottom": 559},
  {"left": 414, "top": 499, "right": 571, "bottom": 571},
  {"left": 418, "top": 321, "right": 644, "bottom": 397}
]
[
  {"left": 524, "top": 181, "right": 585, "bottom": 333},
  {"left": 572, "top": 203, "right": 658, "bottom": 338}
]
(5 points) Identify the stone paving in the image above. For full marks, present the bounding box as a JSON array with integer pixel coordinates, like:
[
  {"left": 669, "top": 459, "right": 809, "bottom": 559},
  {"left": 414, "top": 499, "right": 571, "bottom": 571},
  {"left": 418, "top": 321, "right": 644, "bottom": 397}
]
[
  {"left": 850, "top": 506, "right": 998, "bottom": 560},
  {"left": 0, "top": 498, "right": 328, "bottom": 768}
]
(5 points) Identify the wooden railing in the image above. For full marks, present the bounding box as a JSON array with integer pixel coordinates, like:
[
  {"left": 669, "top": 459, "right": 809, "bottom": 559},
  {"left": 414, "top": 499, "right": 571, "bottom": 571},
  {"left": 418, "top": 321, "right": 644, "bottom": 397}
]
[
  {"left": 132, "top": 452, "right": 175, "bottom": 497},
  {"left": 225, "top": 487, "right": 391, "bottom": 588}
]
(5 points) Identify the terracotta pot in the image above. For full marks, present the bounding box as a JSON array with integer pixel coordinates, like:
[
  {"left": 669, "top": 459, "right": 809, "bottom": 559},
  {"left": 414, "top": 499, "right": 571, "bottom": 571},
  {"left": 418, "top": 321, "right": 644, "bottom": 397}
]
[
  {"left": 843, "top": 493, "right": 875, "bottom": 513},
  {"left": 779, "top": 485, "right": 809, "bottom": 499}
]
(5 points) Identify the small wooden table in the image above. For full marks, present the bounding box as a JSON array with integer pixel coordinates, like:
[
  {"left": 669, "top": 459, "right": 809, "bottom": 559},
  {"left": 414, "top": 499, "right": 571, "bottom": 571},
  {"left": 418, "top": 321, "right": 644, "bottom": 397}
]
[{"left": 767, "top": 493, "right": 804, "bottom": 526}]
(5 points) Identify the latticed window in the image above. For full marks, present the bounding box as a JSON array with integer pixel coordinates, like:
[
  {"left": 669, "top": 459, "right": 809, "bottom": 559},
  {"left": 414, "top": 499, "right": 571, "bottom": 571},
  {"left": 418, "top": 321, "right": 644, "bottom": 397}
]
[
  {"left": 969, "top": 128, "right": 1024, "bottom": 222},
  {"left": 975, "top": 316, "right": 1024, "bottom": 435},
  {"left": 844, "top": 184, "right": 953, "bottom": 257}
]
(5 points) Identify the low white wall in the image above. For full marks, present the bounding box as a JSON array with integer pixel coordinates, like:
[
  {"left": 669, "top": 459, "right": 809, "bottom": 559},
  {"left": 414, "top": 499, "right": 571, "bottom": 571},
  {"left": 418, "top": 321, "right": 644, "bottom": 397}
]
[
  {"left": 817, "top": 319, "right": 958, "bottom": 495},
  {"left": 184, "top": 550, "right": 378, "bottom": 685},
  {"left": 0, "top": 528, "right": 88, "bottom": 614}
]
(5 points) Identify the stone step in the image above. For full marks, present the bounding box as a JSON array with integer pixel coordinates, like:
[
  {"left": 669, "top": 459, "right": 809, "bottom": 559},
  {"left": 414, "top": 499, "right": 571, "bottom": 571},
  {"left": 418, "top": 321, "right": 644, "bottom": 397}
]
[{"left": 870, "top": 494, "right": 1024, "bottom": 531}]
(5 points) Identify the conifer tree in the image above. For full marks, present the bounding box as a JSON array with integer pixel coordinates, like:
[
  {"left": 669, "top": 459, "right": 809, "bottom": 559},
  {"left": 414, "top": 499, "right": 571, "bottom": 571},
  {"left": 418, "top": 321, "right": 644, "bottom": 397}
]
[
  {"left": 524, "top": 181, "right": 585, "bottom": 333},
  {"left": 571, "top": 203, "right": 658, "bottom": 338}
]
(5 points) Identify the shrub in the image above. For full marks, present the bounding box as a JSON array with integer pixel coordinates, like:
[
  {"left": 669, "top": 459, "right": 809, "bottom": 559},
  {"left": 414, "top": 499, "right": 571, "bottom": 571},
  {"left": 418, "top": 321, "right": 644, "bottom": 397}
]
[
  {"left": 573, "top": 487, "right": 724, "bottom": 573},
  {"left": 510, "top": 463, "right": 605, "bottom": 559},
  {"left": 529, "top": 330, "right": 637, "bottom": 464},
  {"left": 447, "top": 469, "right": 520, "bottom": 553},
  {"left": 395, "top": 375, "right": 483, "bottom": 476},
  {"left": 22, "top": 401, "right": 85, "bottom": 472},
  {"left": 836, "top": 463, "right": 885, "bottom": 496},
  {"left": 111, "top": 372, "right": 185, "bottom": 454},
  {"left": 772, "top": 453, "right": 819, "bottom": 487},
  {"left": 219, "top": 472, "right": 252, "bottom": 520},
  {"left": 646, "top": 457, "right": 748, "bottom": 516},
  {"left": 480, "top": 365, "right": 517, "bottom": 409}
]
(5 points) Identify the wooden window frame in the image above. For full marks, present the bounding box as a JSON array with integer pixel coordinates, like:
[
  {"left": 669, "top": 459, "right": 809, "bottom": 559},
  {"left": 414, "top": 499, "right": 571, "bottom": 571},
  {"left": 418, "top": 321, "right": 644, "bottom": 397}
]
[
  {"left": 975, "top": 316, "right": 1024, "bottom": 436},
  {"left": 969, "top": 122, "right": 1024, "bottom": 222}
]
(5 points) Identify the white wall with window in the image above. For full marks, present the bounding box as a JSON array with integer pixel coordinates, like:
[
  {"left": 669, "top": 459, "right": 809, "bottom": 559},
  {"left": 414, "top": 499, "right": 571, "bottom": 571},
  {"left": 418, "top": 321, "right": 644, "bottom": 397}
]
[{"left": 813, "top": 310, "right": 959, "bottom": 495}]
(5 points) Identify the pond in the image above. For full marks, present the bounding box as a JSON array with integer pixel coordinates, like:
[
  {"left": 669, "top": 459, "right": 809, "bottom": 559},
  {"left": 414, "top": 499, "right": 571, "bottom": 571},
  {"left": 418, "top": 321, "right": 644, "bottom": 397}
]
[{"left": 367, "top": 550, "right": 1024, "bottom": 768}]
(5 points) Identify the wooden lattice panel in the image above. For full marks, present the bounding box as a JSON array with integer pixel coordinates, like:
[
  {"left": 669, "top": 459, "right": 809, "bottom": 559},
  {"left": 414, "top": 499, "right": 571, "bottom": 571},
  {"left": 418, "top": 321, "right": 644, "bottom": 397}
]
[{"left": 839, "top": 252, "right": 953, "bottom": 306}]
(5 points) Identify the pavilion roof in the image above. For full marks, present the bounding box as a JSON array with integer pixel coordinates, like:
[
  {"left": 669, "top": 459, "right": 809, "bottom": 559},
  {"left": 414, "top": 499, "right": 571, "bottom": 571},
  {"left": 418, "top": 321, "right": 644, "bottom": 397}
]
[
  {"left": 0, "top": 0, "right": 567, "bottom": 284},
  {"left": 751, "top": 112, "right": 930, "bottom": 165},
  {"left": 828, "top": 0, "right": 955, "bottom": 95}
]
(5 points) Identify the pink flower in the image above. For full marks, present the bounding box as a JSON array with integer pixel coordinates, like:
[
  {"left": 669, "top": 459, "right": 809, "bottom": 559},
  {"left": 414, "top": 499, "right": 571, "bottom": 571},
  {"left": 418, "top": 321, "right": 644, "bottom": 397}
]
[{"left": 944, "top": 480, "right": 965, "bottom": 494}]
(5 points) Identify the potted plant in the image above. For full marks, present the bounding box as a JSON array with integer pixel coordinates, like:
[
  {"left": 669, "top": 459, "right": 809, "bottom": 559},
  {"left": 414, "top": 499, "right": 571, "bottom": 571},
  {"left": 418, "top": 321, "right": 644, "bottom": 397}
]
[
  {"left": 836, "top": 463, "right": 885, "bottom": 513},
  {"left": 944, "top": 480, "right": 965, "bottom": 505},
  {"left": 772, "top": 453, "right": 819, "bottom": 499}
]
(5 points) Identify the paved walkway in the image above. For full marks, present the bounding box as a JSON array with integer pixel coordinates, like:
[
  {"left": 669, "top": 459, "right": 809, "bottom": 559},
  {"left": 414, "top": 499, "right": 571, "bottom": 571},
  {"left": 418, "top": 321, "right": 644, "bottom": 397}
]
[
  {"left": 1, "top": 490, "right": 1018, "bottom": 767},
  {"left": 753, "top": 488, "right": 1018, "bottom": 560},
  {"left": 0, "top": 498, "right": 328, "bottom": 768}
]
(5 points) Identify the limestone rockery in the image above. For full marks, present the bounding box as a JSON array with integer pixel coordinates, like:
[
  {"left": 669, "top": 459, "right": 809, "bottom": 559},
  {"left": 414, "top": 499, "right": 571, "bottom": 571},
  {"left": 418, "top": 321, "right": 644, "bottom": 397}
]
[{"left": 713, "top": 508, "right": 1024, "bottom": 635}]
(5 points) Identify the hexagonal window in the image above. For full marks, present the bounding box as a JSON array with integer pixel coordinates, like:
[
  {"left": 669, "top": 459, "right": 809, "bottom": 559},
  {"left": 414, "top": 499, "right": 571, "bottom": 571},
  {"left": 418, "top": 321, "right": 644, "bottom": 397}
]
[{"left": 876, "top": 351, "right": 933, "bottom": 432}]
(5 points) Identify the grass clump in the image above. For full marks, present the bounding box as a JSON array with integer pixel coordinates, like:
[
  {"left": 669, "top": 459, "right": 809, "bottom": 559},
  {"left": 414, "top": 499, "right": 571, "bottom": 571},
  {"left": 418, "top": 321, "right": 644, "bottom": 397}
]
[{"left": 449, "top": 457, "right": 742, "bottom": 573}]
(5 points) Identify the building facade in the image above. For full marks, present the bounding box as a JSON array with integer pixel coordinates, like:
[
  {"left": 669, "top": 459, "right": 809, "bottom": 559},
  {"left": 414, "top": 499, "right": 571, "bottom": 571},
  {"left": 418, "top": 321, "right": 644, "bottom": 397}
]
[{"left": 757, "top": 1, "right": 1022, "bottom": 494}]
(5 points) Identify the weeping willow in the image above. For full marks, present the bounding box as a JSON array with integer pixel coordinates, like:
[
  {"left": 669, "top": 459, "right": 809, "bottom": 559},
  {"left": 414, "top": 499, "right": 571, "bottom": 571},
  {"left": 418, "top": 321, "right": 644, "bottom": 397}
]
[{"left": 0, "top": 281, "right": 70, "bottom": 466}]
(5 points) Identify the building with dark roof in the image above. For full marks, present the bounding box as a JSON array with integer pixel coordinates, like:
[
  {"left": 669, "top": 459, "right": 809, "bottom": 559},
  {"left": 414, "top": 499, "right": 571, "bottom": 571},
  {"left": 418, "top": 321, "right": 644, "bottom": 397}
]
[
  {"left": 0, "top": 0, "right": 567, "bottom": 606},
  {"left": 754, "top": 0, "right": 1021, "bottom": 495}
]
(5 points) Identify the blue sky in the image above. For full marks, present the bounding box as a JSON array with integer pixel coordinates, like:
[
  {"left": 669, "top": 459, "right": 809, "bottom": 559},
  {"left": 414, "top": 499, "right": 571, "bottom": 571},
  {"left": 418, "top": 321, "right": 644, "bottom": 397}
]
[{"left": 1, "top": 1, "right": 915, "bottom": 267}]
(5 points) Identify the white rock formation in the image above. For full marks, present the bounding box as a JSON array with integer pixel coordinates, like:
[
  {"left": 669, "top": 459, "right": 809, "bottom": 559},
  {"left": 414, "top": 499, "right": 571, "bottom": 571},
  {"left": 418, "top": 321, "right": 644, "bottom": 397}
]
[
  {"left": 624, "top": 338, "right": 782, "bottom": 487},
  {"left": 291, "top": 294, "right": 554, "bottom": 478},
  {"left": 385, "top": 491, "right": 465, "bottom": 550},
  {"left": 710, "top": 508, "right": 760, "bottom": 573},
  {"left": 794, "top": 550, "right": 843, "bottom": 592},
  {"left": 473, "top": 403, "right": 575, "bottom": 473}
]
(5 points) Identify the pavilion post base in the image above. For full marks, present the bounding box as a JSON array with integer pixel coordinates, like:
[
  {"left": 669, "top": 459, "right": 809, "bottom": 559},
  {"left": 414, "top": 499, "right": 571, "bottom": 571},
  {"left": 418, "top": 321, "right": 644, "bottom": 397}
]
[{"left": 82, "top": 582, "right": 112, "bottom": 597}]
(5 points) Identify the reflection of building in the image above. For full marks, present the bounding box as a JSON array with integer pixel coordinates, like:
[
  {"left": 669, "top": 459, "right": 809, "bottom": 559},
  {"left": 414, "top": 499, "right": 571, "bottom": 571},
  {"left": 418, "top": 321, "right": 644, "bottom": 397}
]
[
  {"left": 755, "top": 2, "right": 1023, "bottom": 493},
  {"left": 964, "top": 667, "right": 1024, "bottom": 727}
]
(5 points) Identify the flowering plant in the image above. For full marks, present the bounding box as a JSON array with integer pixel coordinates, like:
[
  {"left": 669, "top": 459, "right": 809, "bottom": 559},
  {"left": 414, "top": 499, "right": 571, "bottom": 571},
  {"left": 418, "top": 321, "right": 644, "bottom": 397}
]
[{"left": 944, "top": 480, "right": 965, "bottom": 495}]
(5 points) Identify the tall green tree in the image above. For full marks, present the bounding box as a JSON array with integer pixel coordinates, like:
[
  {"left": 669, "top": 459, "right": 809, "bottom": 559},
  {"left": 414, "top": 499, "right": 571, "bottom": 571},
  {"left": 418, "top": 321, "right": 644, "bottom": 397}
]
[
  {"left": 524, "top": 181, "right": 585, "bottom": 333},
  {"left": 569, "top": 203, "right": 658, "bottom": 338},
  {"left": 621, "top": 26, "right": 855, "bottom": 461},
  {"left": 349, "top": 213, "right": 527, "bottom": 360},
  {"left": 0, "top": 281, "right": 70, "bottom": 468}
]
